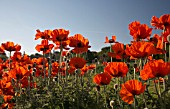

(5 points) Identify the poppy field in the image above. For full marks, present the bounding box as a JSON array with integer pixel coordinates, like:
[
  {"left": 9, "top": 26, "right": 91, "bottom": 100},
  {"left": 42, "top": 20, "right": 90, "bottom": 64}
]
[{"left": 0, "top": 14, "right": 170, "bottom": 109}]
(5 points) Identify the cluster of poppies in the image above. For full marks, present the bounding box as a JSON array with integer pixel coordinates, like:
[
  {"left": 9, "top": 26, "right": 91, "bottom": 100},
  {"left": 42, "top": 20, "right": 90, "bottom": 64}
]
[
  {"left": 93, "top": 14, "right": 170, "bottom": 104},
  {"left": 0, "top": 14, "right": 170, "bottom": 108},
  {"left": 0, "top": 28, "right": 99, "bottom": 108}
]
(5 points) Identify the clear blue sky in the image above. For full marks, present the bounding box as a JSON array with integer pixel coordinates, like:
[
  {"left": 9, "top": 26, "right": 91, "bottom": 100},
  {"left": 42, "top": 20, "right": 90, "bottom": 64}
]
[{"left": 0, "top": 0, "right": 169, "bottom": 54}]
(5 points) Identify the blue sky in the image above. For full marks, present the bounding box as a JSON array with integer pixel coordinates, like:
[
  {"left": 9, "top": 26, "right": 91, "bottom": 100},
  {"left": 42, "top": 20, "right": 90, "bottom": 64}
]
[{"left": 0, "top": 0, "right": 169, "bottom": 54}]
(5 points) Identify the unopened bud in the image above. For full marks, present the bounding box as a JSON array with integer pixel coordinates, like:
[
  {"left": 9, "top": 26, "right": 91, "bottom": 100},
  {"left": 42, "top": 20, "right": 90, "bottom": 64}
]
[
  {"left": 114, "top": 84, "right": 118, "bottom": 90},
  {"left": 134, "top": 63, "right": 137, "bottom": 68},
  {"left": 95, "top": 85, "right": 100, "bottom": 92},
  {"left": 110, "top": 100, "right": 115, "bottom": 108},
  {"left": 167, "top": 34, "right": 170, "bottom": 43}
]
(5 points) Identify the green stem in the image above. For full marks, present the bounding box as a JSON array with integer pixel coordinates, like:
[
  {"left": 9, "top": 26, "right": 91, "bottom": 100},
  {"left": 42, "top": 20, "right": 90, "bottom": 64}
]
[
  {"left": 9, "top": 51, "right": 11, "bottom": 70},
  {"left": 154, "top": 80, "right": 165, "bottom": 108},
  {"left": 134, "top": 67, "right": 136, "bottom": 79},
  {"left": 168, "top": 44, "right": 170, "bottom": 85},
  {"left": 134, "top": 96, "right": 136, "bottom": 109},
  {"left": 110, "top": 43, "right": 112, "bottom": 62},
  {"left": 142, "top": 93, "right": 147, "bottom": 108}
]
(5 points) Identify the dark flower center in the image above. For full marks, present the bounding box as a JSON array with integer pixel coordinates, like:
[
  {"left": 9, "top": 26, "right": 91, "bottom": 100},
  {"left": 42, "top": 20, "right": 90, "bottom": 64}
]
[{"left": 77, "top": 42, "right": 83, "bottom": 47}]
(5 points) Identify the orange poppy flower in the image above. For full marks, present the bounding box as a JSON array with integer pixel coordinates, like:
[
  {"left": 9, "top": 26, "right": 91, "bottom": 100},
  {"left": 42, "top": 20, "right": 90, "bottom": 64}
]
[
  {"left": 20, "top": 76, "right": 36, "bottom": 88},
  {"left": 125, "top": 41, "right": 162, "bottom": 58},
  {"left": 51, "top": 29, "right": 69, "bottom": 42},
  {"left": 51, "top": 62, "right": 59, "bottom": 76},
  {"left": 140, "top": 59, "right": 170, "bottom": 80},
  {"left": 35, "top": 29, "right": 52, "bottom": 40},
  {"left": 69, "top": 34, "right": 91, "bottom": 54},
  {"left": 80, "top": 65, "right": 89, "bottom": 75},
  {"left": 93, "top": 72, "right": 112, "bottom": 85},
  {"left": 8, "top": 66, "right": 30, "bottom": 80},
  {"left": 68, "top": 66, "right": 76, "bottom": 74},
  {"left": 120, "top": 79, "right": 146, "bottom": 104},
  {"left": 104, "top": 62, "right": 128, "bottom": 77},
  {"left": 1, "top": 41, "right": 21, "bottom": 52},
  {"left": 88, "top": 64, "right": 96, "bottom": 70},
  {"left": 32, "top": 57, "right": 48, "bottom": 66},
  {"left": 54, "top": 40, "right": 70, "bottom": 50},
  {"left": 35, "top": 39, "right": 54, "bottom": 54},
  {"left": 11, "top": 51, "right": 22, "bottom": 62},
  {"left": 150, "top": 34, "right": 163, "bottom": 49},
  {"left": 129, "top": 21, "right": 152, "bottom": 41},
  {"left": 153, "top": 77, "right": 167, "bottom": 83},
  {"left": 105, "top": 36, "right": 116, "bottom": 43},
  {"left": 69, "top": 57, "right": 86, "bottom": 69},
  {"left": 151, "top": 14, "right": 170, "bottom": 31},
  {"left": 108, "top": 42, "right": 125, "bottom": 59},
  {"left": 0, "top": 46, "right": 4, "bottom": 53}
]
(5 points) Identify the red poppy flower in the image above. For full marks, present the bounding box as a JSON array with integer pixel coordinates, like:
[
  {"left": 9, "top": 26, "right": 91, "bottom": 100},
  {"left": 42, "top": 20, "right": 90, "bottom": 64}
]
[
  {"left": 125, "top": 41, "right": 162, "bottom": 58},
  {"left": 69, "top": 57, "right": 86, "bottom": 69},
  {"left": 1, "top": 41, "right": 21, "bottom": 52},
  {"left": 108, "top": 42, "right": 125, "bottom": 59},
  {"left": 35, "top": 29, "right": 52, "bottom": 40},
  {"left": 105, "top": 36, "right": 116, "bottom": 43},
  {"left": 35, "top": 39, "right": 54, "bottom": 54},
  {"left": 140, "top": 59, "right": 170, "bottom": 80},
  {"left": 51, "top": 62, "right": 59, "bottom": 76},
  {"left": 93, "top": 72, "right": 112, "bottom": 85},
  {"left": 61, "top": 51, "right": 68, "bottom": 57},
  {"left": 69, "top": 34, "right": 91, "bottom": 54},
  {"left": 120, "top": 79, "right": 146, "bottom": 104},
  {"left": 51, "top": 29, "right": 69, "bottom": 42},
  {"left": 151, "top": 14, "right": 170, "bottom": 31},
  {"left": 104, "top": 62, "right": 128, "bottom": 77},
  {"left": 162, "top": 30, "right": 170, "bottom": 43},
  {"left": 129, "top": 21, "right": 152, "bottom": 41}
]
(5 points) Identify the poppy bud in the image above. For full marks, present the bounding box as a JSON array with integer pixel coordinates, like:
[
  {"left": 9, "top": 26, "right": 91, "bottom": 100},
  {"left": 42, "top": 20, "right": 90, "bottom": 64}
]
[
  {"left": 64, "top": 57, "right": 67, "bottom": 61},
  {"left": 103, "top": 54, "right": 106, "bottom": 58},
  {"left": 66, "top": 52, "right": 70, "bottom": 57},
  {"left": 134, "top": 63, "right": 137, "bottom": 68},
  {"left": 126, "top": 58, "right": 130, "bottom": 62},
  {"left": 51, "top": 59, "right": 55, "bottom": 63},
  {"left": 95, "top": 85, "right": 100, "bottom": 92},
  {"left": 11, "top": 78, "right": 15, "bottom": 85},
  {"left": 114, "top": 84, "right": 118, "bottom": 90},
  {"left": 33, "top": 62, "right": 36, "bottom": 67},
  {"left": 167, "top": 34, "right": 170, "bottom": 43},
  {"left": 33, "top": 68, "right": 36, "bottom": 72},
  {"left": 66, "top": 59, "right": 70, "bottom": 63},
  {"left": 110, "top": 100, "right": 115, "bottom": 108},
  {"left": 47, "top": 57, "right": 50, "bottom": 62},
  {"left": 53, "top": 76, "right": 58, "bottom": 82},
  {"left": 75, "top": 69, "right": 79, "bottom": 74},
  {"left": 28, "top": 65, "right": 32, "bottom": 70},
  {"left": 94, "top": 58, "right": 98, "bottom": 63},
  {"left": 127, "top": 63, "right": 130, "bottom": 68}
]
